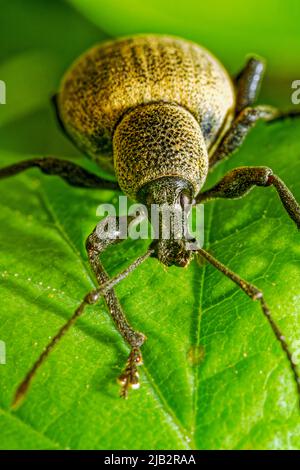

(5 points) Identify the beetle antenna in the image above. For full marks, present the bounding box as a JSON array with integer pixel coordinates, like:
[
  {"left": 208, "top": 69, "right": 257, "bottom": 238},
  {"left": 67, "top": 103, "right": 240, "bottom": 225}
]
[{"left": 11, "top": 248, "right": 153, "bottom": 409}]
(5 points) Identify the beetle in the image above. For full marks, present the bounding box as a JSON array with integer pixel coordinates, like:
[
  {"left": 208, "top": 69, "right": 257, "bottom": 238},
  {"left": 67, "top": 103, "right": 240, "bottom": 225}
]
[{"left": 1, "top": 34, "right": 300, "bottom": 406}]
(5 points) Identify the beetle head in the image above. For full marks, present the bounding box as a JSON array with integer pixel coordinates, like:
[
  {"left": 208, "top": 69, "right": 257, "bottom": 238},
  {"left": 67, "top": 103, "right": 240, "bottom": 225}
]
[{"left": 138, "top": 177, "right": 195, "bottom": 267}]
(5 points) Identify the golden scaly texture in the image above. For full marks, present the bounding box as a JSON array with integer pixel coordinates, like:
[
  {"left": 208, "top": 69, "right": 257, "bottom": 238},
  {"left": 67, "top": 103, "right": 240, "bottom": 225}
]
[
  {"left": 58, "top": 34, "right": 235, "bottom": 195},
  {"left": 114, "top": 102, "right": 208, "bottom": 198}
]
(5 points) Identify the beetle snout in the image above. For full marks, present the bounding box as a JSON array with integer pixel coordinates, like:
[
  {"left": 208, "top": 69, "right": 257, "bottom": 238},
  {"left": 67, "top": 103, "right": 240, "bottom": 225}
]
[{"left": 150, "top": 239, "right": 192, "bottom": 268}]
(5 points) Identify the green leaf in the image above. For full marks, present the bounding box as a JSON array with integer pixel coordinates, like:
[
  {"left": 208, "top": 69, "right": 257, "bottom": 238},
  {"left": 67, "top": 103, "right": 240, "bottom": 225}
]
[
  {"left": 1, "top": 0, "right": 300, "bottom": 451},
  {"left": 1, "top": 117, "right": 300, "bottom": 449}
]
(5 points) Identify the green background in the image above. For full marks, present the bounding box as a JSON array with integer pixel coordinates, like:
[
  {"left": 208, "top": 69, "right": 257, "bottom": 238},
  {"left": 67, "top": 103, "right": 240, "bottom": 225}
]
[{"left": 0, "top": 0, "right": 300, "bottom": 450}]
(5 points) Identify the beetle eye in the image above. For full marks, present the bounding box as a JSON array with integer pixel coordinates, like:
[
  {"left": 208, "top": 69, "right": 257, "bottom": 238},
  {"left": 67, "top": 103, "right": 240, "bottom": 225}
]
[{"left": 179, "top": 192, "right": 190, "bottom": 208}]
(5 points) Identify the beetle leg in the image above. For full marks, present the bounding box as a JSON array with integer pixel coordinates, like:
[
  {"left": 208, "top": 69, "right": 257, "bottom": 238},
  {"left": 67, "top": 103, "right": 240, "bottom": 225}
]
[
  {"left": 210, "top": 101, "right": 300, "bottom": 169},
  {"left": 86, "top": 216, "right": 149, "bottom": 398},
  {"left": 11, "top": 246, "right": 152, "bottom": 408},
  {"left": 234, "top": 57, "right": 266, "bottom": 114},
  {"left": 197, "top": 166, "right": 300, "bottom": 229},
  {"left": 0, "top": 156, "right": 120, "bottom": 190},
  {"left": 209, "top": 105, "right": 281, "bottom": 168},
  {"left": 197, "top": 248, "right": 300, "bottom": 407}
]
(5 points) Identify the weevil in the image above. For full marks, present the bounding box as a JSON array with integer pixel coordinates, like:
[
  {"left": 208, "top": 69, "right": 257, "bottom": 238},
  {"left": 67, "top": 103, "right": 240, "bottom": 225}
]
[{"left": 1, "top": 34, "right": 300, "bottom": 406}]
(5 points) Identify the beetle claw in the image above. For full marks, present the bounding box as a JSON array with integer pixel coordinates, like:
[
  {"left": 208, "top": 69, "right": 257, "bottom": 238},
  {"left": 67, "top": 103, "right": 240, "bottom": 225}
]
[{"left": 118, "top": 348, "right": 142, "bottom": 398}]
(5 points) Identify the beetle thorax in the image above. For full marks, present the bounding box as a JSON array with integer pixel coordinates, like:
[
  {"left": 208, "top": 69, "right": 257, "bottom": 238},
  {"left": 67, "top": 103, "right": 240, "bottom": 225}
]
[{"left": 113, "top": 102, "right": 209, "bottom": 201}]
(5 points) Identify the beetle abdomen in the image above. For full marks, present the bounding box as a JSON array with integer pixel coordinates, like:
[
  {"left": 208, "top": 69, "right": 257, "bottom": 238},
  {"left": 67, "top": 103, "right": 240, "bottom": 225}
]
[{"left": 58, "top": 35, "right": 235, "bottom": 172}]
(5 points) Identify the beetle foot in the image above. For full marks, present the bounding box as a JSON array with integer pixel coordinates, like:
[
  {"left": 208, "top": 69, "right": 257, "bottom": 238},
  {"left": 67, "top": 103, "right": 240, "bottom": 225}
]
[{"left": 117, "top": 347, "right": 143, "bottom": 398}]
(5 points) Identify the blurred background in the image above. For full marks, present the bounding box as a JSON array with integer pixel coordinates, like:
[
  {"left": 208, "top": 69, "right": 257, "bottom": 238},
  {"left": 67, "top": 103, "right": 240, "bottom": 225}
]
[{"left": 0, "top": 0, "right": 299, "bottom": 163}]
